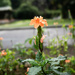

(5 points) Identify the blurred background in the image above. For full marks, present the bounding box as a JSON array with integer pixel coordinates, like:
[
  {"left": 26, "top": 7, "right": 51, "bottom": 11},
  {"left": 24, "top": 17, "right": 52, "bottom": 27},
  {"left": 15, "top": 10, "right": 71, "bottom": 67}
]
[
  {"left": 0, "top": 0, "right": 75, "bottom": 23},
  {"left": 0, "top": 0, "right": 75, "bottom": 49}
]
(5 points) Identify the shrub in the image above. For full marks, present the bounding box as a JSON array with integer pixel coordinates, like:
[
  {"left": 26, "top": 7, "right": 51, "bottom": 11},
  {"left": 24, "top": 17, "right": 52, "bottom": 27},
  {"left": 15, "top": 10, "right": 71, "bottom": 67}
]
[
  {"left": 16, "top": 3, "right": 40, "bottom": 19},
  {"left": 0, "top": 49, "right": 18, "bottom": 75}
]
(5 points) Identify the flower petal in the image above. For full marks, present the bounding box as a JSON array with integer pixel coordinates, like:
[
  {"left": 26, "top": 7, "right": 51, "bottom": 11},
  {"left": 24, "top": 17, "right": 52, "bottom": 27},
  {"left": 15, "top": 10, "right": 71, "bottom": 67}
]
[
  {"left": 42, "top": 19, "right": 48, "bottom": 26},
  {"left": 30, "top": 19, "right": 35, "bottom": 25},
  {"left": 34, "top": 23, "right": 39, "bottom": 28},
  {"left": 40, "top": 22, "right": 44, "bottom": 27},
  {"left": 40, "top": 16, "right": 43, "bottom": 20},
  {"left": 40, "top": 35, "right": 46, "bottom": 43}
]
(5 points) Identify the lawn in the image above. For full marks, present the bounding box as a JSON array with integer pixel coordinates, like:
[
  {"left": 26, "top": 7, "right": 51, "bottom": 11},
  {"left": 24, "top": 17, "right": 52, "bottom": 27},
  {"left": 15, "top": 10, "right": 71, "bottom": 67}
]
[{"left": 0, "top": 19, "right": 75, "bottom": 28}]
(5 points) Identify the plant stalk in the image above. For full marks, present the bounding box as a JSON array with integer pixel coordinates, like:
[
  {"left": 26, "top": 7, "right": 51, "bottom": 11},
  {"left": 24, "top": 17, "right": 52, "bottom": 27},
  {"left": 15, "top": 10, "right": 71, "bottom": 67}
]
[
  {"left": 38, "top": 26, "right": 43, "bottom": 52},
  {"left": 42, "top": 67, "right": 47, "bottom": 75}
]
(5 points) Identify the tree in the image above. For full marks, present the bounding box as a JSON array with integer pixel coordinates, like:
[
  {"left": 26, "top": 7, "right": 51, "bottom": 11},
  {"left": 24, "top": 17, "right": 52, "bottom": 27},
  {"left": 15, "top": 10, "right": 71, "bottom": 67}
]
[
  {"left": 16, "top": 3, "right": 40, "bottom": 19},
  {"left": 0, "top": 0, "right": 11, "bottom": 7},
  {"left": 10, "top": 0, "right": 22, "bottom": 9}
]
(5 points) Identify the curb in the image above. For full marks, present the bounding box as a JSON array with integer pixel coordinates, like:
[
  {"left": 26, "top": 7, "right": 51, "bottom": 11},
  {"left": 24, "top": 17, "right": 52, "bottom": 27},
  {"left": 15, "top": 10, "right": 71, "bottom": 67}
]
[{"left": 0, "top": 25, "right": 73, "bottom": 31}]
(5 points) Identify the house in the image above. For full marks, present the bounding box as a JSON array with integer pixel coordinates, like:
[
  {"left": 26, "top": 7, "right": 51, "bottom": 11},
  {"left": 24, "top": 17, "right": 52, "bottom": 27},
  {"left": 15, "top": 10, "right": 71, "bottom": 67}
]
[{"left": 0, "top": 6, "right": 13, "bottom": 24}]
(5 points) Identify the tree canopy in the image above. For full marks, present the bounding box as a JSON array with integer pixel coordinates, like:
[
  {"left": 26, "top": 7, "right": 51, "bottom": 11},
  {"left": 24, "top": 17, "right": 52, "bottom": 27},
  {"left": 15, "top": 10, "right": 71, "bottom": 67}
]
[
  {"left": 0, "top": 0, "right": 75, "bottom": 18},
  {"left": 0, "top": 0, "right": 11, "bottom": 7}
]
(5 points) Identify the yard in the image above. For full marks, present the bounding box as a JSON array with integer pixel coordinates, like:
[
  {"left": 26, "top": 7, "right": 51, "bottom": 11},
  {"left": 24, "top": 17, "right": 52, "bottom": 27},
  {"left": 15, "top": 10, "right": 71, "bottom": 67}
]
[{"left": 0, "top": 19, "right": 75, "bottom": 28}]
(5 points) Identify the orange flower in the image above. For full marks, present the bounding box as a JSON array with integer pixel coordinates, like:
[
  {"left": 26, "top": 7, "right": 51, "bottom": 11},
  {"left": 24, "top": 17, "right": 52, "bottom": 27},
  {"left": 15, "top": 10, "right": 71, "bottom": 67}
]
[
  {"left": 0, "top": 37, "right": 3, "bottom": 40},
  {"left": 30, "top": 16, "right": 48, "bottom": 28},
  {"left": 25, "top": 73, "right": 27, "bottom": 75},
  {"left": 33, "top": 37, "right": 36, "bottom": 45},
  {"left": 53, "top": 22, "right": 58, "bottom": 25},
  {"left": 65, "top": 60, "right": 70, "bottom": 63},
  {"left": 25, "top": 67, "right": 30, "bottom": 75},
  {"left": 34, "top": 40, "right": 36, "bottom": 45},
  {"left": 27, "top": 67, "right": 29, "bottom": 72},
  {"left": 59, "top": 54, "right": 63, "bottom": 56},
  {"left": 35, "top": 52, "right": 37, "bottom": 55},
  {"left": 40, "top": 35, "right": 46, "bottom": 43},
  {"left": 1, "top": 50, "right": 7, "bottom": 56},
  {"left": 69, "top": 25, "right": 73, "bottom": 28},
  {"left": 0, "top": 48, "right": 1, "bottom": 50},
  {"left": 68, "top": 32, "right": 72, "bottom": 36}
]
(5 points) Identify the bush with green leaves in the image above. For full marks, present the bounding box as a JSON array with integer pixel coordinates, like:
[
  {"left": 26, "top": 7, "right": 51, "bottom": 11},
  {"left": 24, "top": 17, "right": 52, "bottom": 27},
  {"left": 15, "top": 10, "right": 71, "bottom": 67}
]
[
  {"left": 64, "top": 56, "right": 75, "bottom": 74},
  {"left": 12, "top": 43, "right": 34, "bottom": 59},
  {"left": 0, "top": 0, "right": 11, "bottom": 7},
  {"left": 0, "top": 49, "right": 18, "bottom": 75},
  {"left": 68, "top": 10, "right": 75, "bottom": 45},
  {"left": 47, "top": 35, "right": 68, "bottom": 56},
  {"left": 21, "top": 55, "right": 71, "bottom": 75},
  {"left": 16, "top": 3, "right": 40, "bottom": 19}
]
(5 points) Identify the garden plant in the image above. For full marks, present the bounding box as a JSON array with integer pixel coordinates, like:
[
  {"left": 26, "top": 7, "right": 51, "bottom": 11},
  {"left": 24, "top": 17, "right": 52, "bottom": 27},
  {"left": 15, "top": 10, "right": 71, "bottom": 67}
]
[
  {"left": 19, "top": 16, "right": 71, "bottom": 75},
  {"left": 0, "top": 16, "right": 75, "bottom": 75}
]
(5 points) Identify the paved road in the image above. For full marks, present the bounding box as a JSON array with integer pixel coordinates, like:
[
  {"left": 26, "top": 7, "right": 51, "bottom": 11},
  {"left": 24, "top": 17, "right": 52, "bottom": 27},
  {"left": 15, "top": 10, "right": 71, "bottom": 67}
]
[{"left": 0, "top": 28, "right": 74, "bottom": 49}]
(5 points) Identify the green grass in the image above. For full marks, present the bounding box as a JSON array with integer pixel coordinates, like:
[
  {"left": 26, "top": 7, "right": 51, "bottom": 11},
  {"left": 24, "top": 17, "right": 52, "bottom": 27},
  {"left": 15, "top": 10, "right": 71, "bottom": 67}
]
[{"left": 0, "top": 19, "right": 75, "bottom": 28}]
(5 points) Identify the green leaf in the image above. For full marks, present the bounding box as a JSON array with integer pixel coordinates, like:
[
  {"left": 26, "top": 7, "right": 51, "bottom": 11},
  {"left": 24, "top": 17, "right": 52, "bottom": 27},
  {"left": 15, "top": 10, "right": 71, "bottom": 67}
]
[
  {"left": 53, "top": 70, "right": 71, "bottom": 75},
  {"left": 60, "top": 72, "right": 71, "bottom": 75},
  {"left": 70, "top": 68, "right": 75, "bottom": 73},
  {"left": 49, "top": 73, "right": 54, "bottom": 75},
  {"left": 36, "top": 51, "right": 42, "bottom": 61},
  {"left": 33, "top": 36, "right": 39, "bottom": 50},
  {"left": 57, "top": 55, "right": 66, "bottom": 61},
  {"left": 29, "top": 39, "right": 33, "bottom": 45},
  {"left": 51, "top": 61, "right": 60, "bottom": 66},
  {"left": 41, "top": 58, "right": 50, "bottom": 67},
  {"left": 62, "top": 24, "right": 65, "bottom": 28},
  {"left": 25, "top": 38, "right": 32, "bottom": 44},
  {"left": 22, "top": 59, "right": 34, "bottom": 63},
  {"left": 22, "top": 59, "right": 38, "bottom": 66},
  {"left": 53, "top": 69, "right": 62, "bottom": 74},
  {"left": 28, "top": 67, "right": 41, "bottom": 75},
  {"left": 52, "top": 66, "right": 62, "bottom": 70}
]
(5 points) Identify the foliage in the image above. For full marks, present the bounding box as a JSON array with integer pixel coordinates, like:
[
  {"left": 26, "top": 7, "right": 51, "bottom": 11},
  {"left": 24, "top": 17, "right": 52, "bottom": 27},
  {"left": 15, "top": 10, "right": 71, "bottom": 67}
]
[
  {"left": 0, "top": 49, "right": 18, "bottom": 75},
  {"left": 21, "top": 55, "right": 71, "bottom": 75},
  {"left": 11, "top": 0, "right": 75, "bottom": 18},
  {"left": 16, "top": 3, "right": 40, "bottom": 19},
  {"left": 28, "top": 67, "right": 41, "bottom": 75},
  {"left": 64, "top": 56, "right": 75, "bottom": 74},
  {"left": 12, "top": 43, "right": 34, "bottom": 59},
  {"left": 68, "top": 10, "right": 75, "bottom": 45},
  {"left": 47, "top": 35, "right": 68, "bottom": 56},
  {"left": 0, "top": 0, "right": 11, "bottom": 7}
]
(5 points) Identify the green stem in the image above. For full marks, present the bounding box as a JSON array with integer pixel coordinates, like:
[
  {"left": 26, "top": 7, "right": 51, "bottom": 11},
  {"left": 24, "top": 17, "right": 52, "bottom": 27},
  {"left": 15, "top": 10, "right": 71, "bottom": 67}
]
[
  {"left": 42, "top": 67, "right": 47, "bottom": 75},
  {"left": 38, "top": 26, "right": 43, "bottom": 52}
]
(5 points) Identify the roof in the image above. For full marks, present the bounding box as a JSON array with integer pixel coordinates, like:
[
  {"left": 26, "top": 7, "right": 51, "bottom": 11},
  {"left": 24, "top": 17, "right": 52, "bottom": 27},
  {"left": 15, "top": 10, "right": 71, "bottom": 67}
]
[{"left": 0, "top": 6, "right": 12, "bottom": 11}]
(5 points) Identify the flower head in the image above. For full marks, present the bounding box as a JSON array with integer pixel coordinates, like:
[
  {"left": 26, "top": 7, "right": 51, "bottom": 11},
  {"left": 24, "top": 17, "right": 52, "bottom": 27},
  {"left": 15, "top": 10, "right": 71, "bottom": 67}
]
[
  {"left": 68, "top": 32, "right": 72, "bottom": 36},
  {"left": 27, "top": 67, "right": 29, "bottom": 72},
  {"left": 25, "top": 67, "right": 30, "bottom": 75},
  {"left": 69, "top": 25, "right": 73, "bottom": 29},
  {"left": 35, "top": 52, "right": 37, "bottom": 55},
  {"left": 30, "top": 16, "right": 48, "bottom": 28},
  {"left": 1, "top": 50, "right": 7, "bottom": 56},
  {"left": 59, "top": 54, "right": 63, "bottom": 56},
  {"left": 40, "top": 35, "right": 46, "bottom": 43},
  {"left": 34, "top": 40, "right": 36, "bottom": 45},
  {"left": 0, "top": 37, "right": 3, "bottom": 40},
  {"left": 53, "top": 22, "right": 58, "bottom": 25},
  {"left": 65, "top": 60, "right": 70, "bottom": 63}
]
